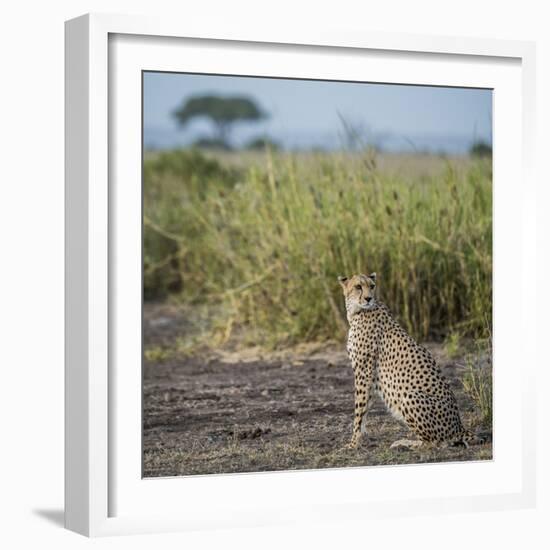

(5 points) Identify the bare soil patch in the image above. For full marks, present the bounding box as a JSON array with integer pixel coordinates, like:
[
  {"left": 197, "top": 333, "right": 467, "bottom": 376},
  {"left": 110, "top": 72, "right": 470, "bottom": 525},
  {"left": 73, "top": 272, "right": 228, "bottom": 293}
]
[{"left": 143, "top": 303, "right": 492, "bottom": 477}]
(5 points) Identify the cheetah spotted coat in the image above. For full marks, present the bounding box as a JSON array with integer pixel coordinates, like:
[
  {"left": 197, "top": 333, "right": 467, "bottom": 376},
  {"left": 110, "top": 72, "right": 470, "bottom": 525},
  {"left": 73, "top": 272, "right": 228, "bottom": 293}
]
[{"left": 347, "top": 302, "right": 467, "bottom": 448}]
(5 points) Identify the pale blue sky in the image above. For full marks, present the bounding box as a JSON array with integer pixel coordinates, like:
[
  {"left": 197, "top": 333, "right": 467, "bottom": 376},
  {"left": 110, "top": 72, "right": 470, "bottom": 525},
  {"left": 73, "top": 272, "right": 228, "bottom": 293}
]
[{"left": 143, "top": 72, "right": 492, "bottom": 154}]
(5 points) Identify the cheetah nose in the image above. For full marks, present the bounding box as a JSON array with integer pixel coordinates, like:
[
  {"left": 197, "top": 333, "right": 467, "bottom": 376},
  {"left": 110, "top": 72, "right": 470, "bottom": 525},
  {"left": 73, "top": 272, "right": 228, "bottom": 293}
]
[{"left": 365, "top": 296, "right": 372, "bottom": 302}]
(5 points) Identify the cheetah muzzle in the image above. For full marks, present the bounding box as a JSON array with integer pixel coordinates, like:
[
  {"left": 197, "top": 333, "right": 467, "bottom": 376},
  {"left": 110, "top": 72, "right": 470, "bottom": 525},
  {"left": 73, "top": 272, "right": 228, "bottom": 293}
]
[{"left": 338, "top": 272, "right": 471, "bottom": 450}]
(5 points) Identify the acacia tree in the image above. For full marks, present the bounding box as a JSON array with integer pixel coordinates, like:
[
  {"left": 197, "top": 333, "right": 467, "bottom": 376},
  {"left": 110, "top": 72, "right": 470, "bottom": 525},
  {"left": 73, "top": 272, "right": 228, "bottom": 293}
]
[{"left": 173, "top": 95, "right": 267, "bottom": 147}]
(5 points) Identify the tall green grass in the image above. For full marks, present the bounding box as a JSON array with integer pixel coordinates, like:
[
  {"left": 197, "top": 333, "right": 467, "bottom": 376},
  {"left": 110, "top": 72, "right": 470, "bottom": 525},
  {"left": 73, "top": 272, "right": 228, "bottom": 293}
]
[
  {"left": 462, "top": 337, "right": 493, "bottom": 427},
  {"left": 144, "top": 148, "right": 492, "bottom": 346}
]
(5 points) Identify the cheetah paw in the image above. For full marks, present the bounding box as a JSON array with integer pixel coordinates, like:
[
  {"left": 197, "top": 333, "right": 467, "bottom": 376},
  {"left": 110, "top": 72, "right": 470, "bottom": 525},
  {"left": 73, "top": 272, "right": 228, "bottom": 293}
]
[{"left": 390, "top": 439, "right": 423, "bottom": 451}]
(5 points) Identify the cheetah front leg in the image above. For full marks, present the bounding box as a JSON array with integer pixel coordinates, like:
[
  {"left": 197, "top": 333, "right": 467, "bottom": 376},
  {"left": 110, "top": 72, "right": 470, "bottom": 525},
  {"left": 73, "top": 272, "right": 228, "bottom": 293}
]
[{"left": 347, "top": 362, "right": 374, "bottom": 449}]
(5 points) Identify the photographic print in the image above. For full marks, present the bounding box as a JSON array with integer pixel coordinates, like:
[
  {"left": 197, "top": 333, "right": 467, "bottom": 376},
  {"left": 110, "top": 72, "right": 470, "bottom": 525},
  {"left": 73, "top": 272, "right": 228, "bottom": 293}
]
[{"left": 142, "top": 72, "right": 493, "bottom": 477}]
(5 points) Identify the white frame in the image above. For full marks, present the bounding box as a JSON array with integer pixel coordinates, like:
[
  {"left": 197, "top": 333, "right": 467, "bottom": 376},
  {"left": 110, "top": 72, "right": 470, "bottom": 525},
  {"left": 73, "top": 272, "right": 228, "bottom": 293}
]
[{"left": 65, "top": 13, "right": 537, "bottom": 537}]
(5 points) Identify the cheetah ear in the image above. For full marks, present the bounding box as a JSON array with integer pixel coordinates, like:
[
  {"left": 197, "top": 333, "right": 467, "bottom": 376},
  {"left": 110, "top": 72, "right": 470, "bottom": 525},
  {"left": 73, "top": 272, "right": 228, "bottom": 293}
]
[
  {"left": 337, "top": 276, "right": 348, "bottom": 288},
  {"left": 369, "top": 272, "right": 377, "bottom": 284}
]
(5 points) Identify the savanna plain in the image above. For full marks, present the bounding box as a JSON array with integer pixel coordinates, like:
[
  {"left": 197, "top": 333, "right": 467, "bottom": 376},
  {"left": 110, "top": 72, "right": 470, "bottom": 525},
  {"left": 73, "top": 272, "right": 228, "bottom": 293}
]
[{"left": 143, "top": 148, "right": 493, "bottom": 477}]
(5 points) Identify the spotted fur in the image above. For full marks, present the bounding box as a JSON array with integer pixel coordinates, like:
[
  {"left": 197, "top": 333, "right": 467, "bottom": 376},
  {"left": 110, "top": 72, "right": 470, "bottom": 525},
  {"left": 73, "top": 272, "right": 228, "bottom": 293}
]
[{"left": 338, "top": 273, "right": 469, "bottom": 449}]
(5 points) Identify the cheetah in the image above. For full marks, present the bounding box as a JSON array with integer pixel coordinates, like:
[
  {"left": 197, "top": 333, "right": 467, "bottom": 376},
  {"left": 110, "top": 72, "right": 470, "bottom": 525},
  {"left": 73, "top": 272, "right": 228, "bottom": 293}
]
[{"left": 338, "top": 272, "right": 470, "bottom": 450}]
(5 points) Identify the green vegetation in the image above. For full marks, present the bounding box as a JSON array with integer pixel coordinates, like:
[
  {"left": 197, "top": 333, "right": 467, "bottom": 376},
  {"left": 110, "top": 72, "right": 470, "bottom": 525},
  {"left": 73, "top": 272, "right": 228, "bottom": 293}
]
[
  {"left": 143, "top": 345, "right": 173, "bottom": 363},
  {"left": 470, "top": 141, "right": 492, "bottom": 158},
  {"left": 173, "top": 95, "right": 267, "bottom": 147},
  {"left": 462, "top": 333, "right": 493, "bottom": 427},
  {"left": 191, "top": 137, "right": 233, "bottom": 151},
  {"left": 444, "top": 331, "right": 462, "bottom": 359},
  {"left": 245, "top": 135, "right": 281, "bottom": 151},
  {"left": 144, "top": 148, "right": 492, "bottom": 347}
]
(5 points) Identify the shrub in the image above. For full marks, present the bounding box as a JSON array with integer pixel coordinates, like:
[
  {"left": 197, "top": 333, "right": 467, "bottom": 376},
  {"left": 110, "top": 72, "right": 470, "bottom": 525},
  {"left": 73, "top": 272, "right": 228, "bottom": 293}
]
[{"left": 470, "top": 141, "right": 492, "bottom": 158}]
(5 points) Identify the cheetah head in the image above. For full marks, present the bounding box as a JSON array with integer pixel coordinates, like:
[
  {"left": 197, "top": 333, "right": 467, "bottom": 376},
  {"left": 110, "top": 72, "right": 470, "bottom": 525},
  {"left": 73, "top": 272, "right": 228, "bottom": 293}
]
[{"left": 337, "top": 272, "right": 377, "bottom": 317}]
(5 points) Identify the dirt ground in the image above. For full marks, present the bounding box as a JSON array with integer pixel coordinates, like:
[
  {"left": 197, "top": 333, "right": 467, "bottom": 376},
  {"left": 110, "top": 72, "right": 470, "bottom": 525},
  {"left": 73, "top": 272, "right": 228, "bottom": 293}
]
[{"left": 143, "top": 303, "right": 492, "bottom": 478}]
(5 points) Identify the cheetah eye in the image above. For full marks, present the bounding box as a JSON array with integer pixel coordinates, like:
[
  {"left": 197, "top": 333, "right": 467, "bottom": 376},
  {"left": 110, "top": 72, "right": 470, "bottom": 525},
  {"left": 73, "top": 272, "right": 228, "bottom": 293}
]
[
  {"left": 370, "top": 284, "right": 375, "bottom": 290},
  {"left": 355, "top": 284, "right": 362, "bottom": 291}
]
